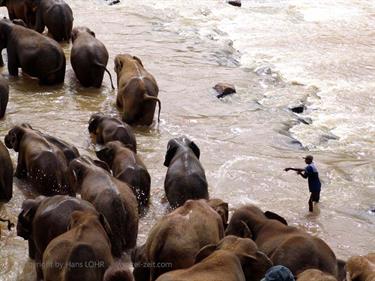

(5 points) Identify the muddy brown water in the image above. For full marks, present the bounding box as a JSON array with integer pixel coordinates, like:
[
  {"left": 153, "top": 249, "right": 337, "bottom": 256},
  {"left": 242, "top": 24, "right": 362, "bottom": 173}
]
[{"left": 0, "top": 1, "right": 374, "bottom": 280}]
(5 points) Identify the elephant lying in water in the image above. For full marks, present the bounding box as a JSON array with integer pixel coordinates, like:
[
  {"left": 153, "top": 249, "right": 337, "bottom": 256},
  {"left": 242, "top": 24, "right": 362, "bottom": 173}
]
[
  {"left": 0, "top": 140, "right": 13, "bottom": 202},
  {"left": 164, "top": 136, "right": 209, "bottom": 208},
  {"left": 132, "top": 199, "right": 225, "bottom": 281},
  {"left": 17, "top": 195, "right": 96, "bottom": 280},
  {"left": 225, "top": 205, "right": 339, "bottom": 277},
  {"left": 68, "top": 156, "right": 139, "bottom": 257},
  {"left": 5, "top": 124, "right": 75, "bottom": 196},
  {"left": 42, "top": 210, "right": 113, "bottom": 281},
  {"left": 156, "top": 235, "right": 273, "bottom": 281},
  {"left": 114, "top": 54, "right": 161, "bottom": 126},
  {"left": 71, "top": 27, "right": 114, "bottom": 89},
  {"left": 96, "top": 141, "right": 151, "bottom": 212},
  {"left": 0, "top": 18, "right": 66, "bottom": 85},
  {"left": 88, "top": 112, "right": 137, "bottom": 153}
]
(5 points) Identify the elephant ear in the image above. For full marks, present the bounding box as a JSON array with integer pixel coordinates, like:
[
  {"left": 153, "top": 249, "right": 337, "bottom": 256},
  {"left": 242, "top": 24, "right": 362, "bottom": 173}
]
[
  {"left": 93, "top": 159, "right": 111, "bottom": 173},
  {"left": 264, "top": 211, "right": 288, "bottom": 226},
  {"left": 114, "top": 56, "right": 123, "bottom": 74},
  {"left": 240, "top": 251, "right": 273, "bottom": 281},
  {"left": 5, "top": 127, "right": 23, "bottom": 151},
  {"left": 240, "top": 220, "right": 252, "bottom": 239},
  {"left": 17, "top": 198, "right": 42, "bottom": 239},
  {"left": 163, "top": 141, "right": 178, "bottom": 167},
  {"left": 189, "top": 141, "right": 200, "bottom": 159},
  {"left": 99, "top": 213, "right": 113, "bottom": 240},
  {"left": 96, "top": 147, "right": 115, "bottom": 167},
  {"left": 88, "top": 113, "right": 102, "bottom": 133},
  {"left": 133, "top": 56, "right": 143, "bottom": 67},
  {"left": 68, "top": 210, "right": 84, "bottom": 230},
  {"left": 195, "top": 244, "right": 217, "bottom": 264}
]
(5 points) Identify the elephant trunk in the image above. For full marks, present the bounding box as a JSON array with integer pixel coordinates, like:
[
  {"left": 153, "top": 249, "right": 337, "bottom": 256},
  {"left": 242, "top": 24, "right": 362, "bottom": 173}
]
[{"left": 144, "top": 95, "right": 161, "bottom": 123}]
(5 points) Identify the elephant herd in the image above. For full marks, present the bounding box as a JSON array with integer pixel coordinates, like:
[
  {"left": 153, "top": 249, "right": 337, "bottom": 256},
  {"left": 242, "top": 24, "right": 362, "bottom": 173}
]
[{"left": 0, "top": 1, "right": 374, "bottom": 281}]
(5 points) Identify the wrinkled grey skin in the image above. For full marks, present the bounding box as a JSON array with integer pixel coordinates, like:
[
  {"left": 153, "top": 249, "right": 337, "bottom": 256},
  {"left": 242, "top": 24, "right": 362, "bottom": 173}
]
[
  {"left": 225, "top": 204, "right": 339, "bottom": 277},
  {"left": 71, "top": 26, "right": 114, "bottom": 89},
  {"left": 88, "top": 112, "right": 137, "bottom": 153},
  {"left": 17, "top": 195, "right": 96, "bottom": 281},
  {"left": 0, "top": 140, "right": 13, "bottom": 202},
  {"left": 0, "top": 0, "right": 36, "bottom": 27},
  {"left": 96, "top": 141, "right": 151, "bottom": 212},
  {"left": 31, "top": 0, "right": 73, "bottom": 42},
  {"left": 68, "top": 156, "right": 139, "bottom": 257},
  {"left": 0, "top": 18, "right": 66, "bottom": 85},
  {"left": 163, "top": 136, "right": 209, "bottom": 208},
  {"left": 0, "top": 76, "right": 9, "bottom": 118}
]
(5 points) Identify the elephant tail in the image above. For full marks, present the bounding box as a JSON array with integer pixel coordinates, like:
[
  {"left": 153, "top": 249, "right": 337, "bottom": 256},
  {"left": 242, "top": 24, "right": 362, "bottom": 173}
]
[
  {"left": 94, "top": 61, "right": 115, "bottom": 90},
  {"left": 103, "top": 261, "right": 133, "bottom": 281},
  {"left": 64, "top": 243, "right": 105, "bottom": 281}
]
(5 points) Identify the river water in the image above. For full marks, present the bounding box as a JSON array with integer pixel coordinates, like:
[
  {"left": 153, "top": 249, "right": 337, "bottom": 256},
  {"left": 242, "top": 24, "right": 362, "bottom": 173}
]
[{"left": 0, "top": 0, "right": 374, "bottom": 280}]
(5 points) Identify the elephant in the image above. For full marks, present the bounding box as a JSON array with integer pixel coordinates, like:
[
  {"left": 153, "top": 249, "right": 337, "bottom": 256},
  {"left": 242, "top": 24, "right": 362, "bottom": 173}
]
[
  {"left": 96, "top": 141, "right": 151, "bottom": 212},
  {"left": 0, "top": 75, "right": 9, "bottom": 118},
  {"left": 297, "top": 269, "right": 337, "bottom": 281},
  {"left": 5, "top": 124, "right": 73, "bottom": 196},
  {"left": 30, "top": 0, "right": 73, "bottom": 42},
  {"left": 71, "top": 26, "right": 114, "bottom": 89},
  {"left": 206, "top": 198, "right": 229, "bottom": 229},
  {"left": 0, "top": 0, "right": 36, "bottom": 27},
  {"left": 68, "top": 156, "right": 139, "bottom": 257},
  {"left": 0, "top": 140, "right": 13, "bottom": 202},
  {"left": 225, "top": 205, "right": 339, "bottom": 277},
  {"left": 88, "top": 112, "right": 137, "bottom": 153},
  {"left": 132, "top": 199, "right": 224, "bottom": 281},
  {"left": 163, "top": 136, "right": 209, "bottom": 208},
  {"left": 42, "top": 210, "right": 113, "bottom": 281},
  {"left": 0, "top": 18, "right": 66, "bottom": 85},
  {"left": 17, "top": 195, "right": 96, "bottom": 280},
  {"left": 156, "top": 235, "right": 273, "bottom": 281},
  {"left": 104, "top": 261, "right": 135, "bottom": 281},
  {"left": 346, "top": 253, "right": 375, "bottom": 281},
  {"left": 114, "top": 54, "right": 161, "bottom": 126}
]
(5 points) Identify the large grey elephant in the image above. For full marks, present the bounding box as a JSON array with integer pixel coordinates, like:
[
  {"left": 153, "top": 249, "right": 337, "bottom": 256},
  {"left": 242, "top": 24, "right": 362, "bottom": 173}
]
[
  {"left": 114, "top": 54, "right": 161, "bottom": 126},
  {"left": 0, "top": 140, "right": 13, "bottom": 202},
  {"left": 163, "top": 136, "right": 209, "bottom": 208},
  {"left": 17, "top": 195, "right": 96, "bottom": 280},
  {"left": 0, "top": 18, "right": 66, "bottom": 85},
  {"left": 225, "top": 205, "right": 339, "bottom": 277}
]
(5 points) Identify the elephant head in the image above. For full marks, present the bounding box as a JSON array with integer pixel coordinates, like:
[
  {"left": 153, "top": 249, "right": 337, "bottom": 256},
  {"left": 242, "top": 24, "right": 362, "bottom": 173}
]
[
  {"left": 4, "top": 125, "right": 28, "bottom": 152},
  {"left": 96, "top": 141, "right": 122, "bottom": 167},
  {"left": 71, "top": 26, "right": 95, "bottom": 43},
  {"left": 207, "top": 199, "right": 229, "bottom": 229},
  {"left": 88, "top": 112, "right": 104, "bottom": 134},
  {"left": 225, "top": 205, "right": 288, "bottom": 239},
  {"left": 68, "top": 156, "right": 110, "bottom": 192},
  {"left": 17, "top": 196, "right": 46, "bottom": 240},
  {"left": 164, "top": 136, "right": 201, "bottom": 167},
  {"left": 195, "top": 235, "right": 273, "bottom": 281}
]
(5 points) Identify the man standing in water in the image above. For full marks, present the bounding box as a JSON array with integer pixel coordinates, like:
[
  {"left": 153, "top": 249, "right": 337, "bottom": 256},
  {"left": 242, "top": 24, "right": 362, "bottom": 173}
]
[{"left": 284, "top": 155, "right": 321, "bottom": 212}]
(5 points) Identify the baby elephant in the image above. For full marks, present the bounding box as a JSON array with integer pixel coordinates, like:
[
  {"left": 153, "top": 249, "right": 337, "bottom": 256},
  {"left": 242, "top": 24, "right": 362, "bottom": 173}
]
[
  {"left": 164, "top": 136, "right": 209, "bottom": 208},
  {"left": 71, "top": 27, "right": 114, "bottom": 89},
  {"left": 88, "top": 113, "right": 137, "bottom": 152},
  {"left": 0, "top": 76, "right": 9, "bottom": 118},
  {"left": 0, "top": 18, "right": 66, "bottom": 85},
  {"left": 42, "top": 210, "right": 113, "bottom": 281},
  {"left": 114, "top": 54, "right": 161, "bottom": 126},
  {"left": 97, "top": 141, "right": 151, "bottom": 212}
]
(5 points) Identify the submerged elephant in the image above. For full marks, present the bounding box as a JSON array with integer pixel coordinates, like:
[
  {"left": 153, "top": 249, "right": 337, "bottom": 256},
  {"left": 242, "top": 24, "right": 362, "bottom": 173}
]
[
  {"left": 164, "top": 136, "right": 208, "bottom": 208},
  {"left": 225, "top": 205, "right": 339, "bottom": 277},
  {"left": 0, "top": 76, "right": 9, "bottom": 118},
  {"left": 0, "top": 0, "right": 36, "bottom": 27},
  {"left": 68, "top": 156, "right": 139, "bottom": 257},
  {"left": 156, "top": 235, "right": 273, "bottom": 281},
  {"left": 0, "top": 140, "right": 13, "bottom": 202},
  {"left": 88, "top": 113, "right": 137, "bottom": 152},
  {"left": 71, "top": 26, "right": 114, "bottom": 89},
  {"left": 30, "top": 0, "right": 73, "bottom": 42},
  {"left": 0, "top": 18, "right": 66, "bottom": 85},
  {"left": 5, "top": 124, "right": 73, "bottom": 195},
  {"left": 114, "top": 54, "right": 161, "bottom": 126},
  {"left": 96, "top": 141, "right": 151, "bottom": 212},
  {"left": 132, "top": 199, "right": 224, "bottom": 281},
  {"left": 42, "top": 210, "right": 113, "bottom": 281},
  {"left": 17, "top": 195, "right": 96, "bottom": 280},
  {"left": 346, "top": 253, "right": 375, "bottom": 281}
]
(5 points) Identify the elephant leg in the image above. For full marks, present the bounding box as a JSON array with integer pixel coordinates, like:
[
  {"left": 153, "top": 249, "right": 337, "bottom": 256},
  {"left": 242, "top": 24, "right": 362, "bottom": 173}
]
[
  {"left": 28, "top": 238, "right": 36, "bottom": 259},
  {"left": 7, "top": 48, "right": 19, "bottom": 77},
  {"left": 0, "top": 50, "right": 4, "bottom": 67},
  {"left": 35, "top": 250, "right": 44, "bottom": 281},
  {"left": 15, "top": 154, "right": 27, "bottom": 179},
  {"left": 34, "top": 9, "right": 45, "bottom": 33}
]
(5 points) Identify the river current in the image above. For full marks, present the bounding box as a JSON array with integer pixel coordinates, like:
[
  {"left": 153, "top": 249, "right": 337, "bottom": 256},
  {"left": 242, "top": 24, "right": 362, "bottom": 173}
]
[{"left": 0, "top": 0, "right": 374, "bottom": 280}]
